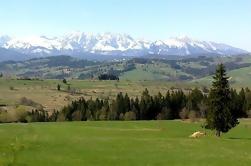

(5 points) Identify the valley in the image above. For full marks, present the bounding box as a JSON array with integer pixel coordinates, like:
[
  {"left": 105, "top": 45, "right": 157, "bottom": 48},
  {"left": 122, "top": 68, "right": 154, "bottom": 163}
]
[
  {"left": 1, "top": 54, "right": 251, "bottom": 82},
  {"left": 1, "top": 54, "right": 251, "bottom": 112}
]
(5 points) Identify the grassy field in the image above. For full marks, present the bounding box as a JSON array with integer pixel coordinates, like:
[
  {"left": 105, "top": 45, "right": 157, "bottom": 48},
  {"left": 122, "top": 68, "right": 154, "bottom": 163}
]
[
  {"left": 0, "top": 120, "right": 251, "bottom": 166},
  {"left": 1, "top": 75, "right": 251, "bottom": 112},
  {"left": 0, "top": 78, "right": 203, "bottom": 111}
]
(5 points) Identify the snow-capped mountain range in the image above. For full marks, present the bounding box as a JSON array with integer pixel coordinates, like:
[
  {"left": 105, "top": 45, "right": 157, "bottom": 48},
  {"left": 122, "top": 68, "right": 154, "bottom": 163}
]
[{"left": 0, "top": 32, "right": 249, "bottom": 61}]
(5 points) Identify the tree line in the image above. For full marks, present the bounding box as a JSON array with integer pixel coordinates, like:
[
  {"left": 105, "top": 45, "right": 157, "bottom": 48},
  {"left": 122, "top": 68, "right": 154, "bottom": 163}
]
[
  {"left": 23, "top": 85, "right": 250, "bottom": 123},
  {"left": 51, "top": 88, "right": 249, "bottom": 123}
]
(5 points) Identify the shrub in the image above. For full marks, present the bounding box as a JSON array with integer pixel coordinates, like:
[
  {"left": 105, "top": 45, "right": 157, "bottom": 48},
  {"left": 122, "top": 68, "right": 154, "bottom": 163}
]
[
  {"left": 0, "top": 106, "right": 28, "bottom": 123},
  {"left": 156, "top": 107, "right": 172, "bottom": 120},
  {"left": 19, "top": 97, "right": 43, "bottom": 109},
  {"left": 57, "top": 112, "right": 67, "bottom": 122},
  {"left": 57, "top": 84, "right": 61, "bottom": 91},
  {"left": 72, "top": 110, "right": 82, "bottom": 121},
  {"left": 119, "top": 113, "right": 124, "bottom": 120},
  {"left": 247, "top": 110, "right": 251, "bottom": 118},
  {"left": 26, "top": 109, "right": 49, "bottom": 122},
  {"left": 124, "top": 111, "right": 136, "bottom": 121},
  {"left": 188, "top": 111, "right": 198, "bottom": 122},
  {"left": 16, "top": 106, "right": 28, "bottom": 122},
  {"left": 98, "top": 108, "right": 108, "bottom": 120},
  {"left": 62, "top": 79, "right": 67, "bottom": 84},
  {"left": 179, "top": 108, "right": 189, "bottom": 120}
]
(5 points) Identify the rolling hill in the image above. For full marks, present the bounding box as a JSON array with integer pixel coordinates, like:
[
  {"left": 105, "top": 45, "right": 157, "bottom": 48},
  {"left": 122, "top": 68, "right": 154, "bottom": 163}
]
[{"left": 0, "top": 55, "right": 251, "bottom": 86}]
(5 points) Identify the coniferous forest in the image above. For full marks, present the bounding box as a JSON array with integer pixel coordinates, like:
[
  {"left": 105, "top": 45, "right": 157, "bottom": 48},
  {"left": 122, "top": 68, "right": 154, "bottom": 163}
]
[{"left": 27, "top": 86, "right": 250, "bottom": 123}]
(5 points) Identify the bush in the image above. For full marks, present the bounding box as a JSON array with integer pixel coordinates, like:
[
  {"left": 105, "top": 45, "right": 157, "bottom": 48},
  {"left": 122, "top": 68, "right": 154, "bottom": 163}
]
[
  {"left": 119, "top": 113, "right": 124, "bottom": 120},
  {"left": 179, "top": 108, "right": 189, "bottom": 120},
  {"left": 0, "top": 110, "right": 12, "bottom": 122},
  {"left": 98, "top": 108, "right": 108, "bottom": 120},
  {"left": 57, "top": 84, "right": 61, "bottom": 91},
  {"left": 16, "top": 106, "right": 28, "bottom": 122},
  {"left": 247, "top": 110, "right": 251, "bottom": 118},
  {"left": 26, "top": 109, "right": 49, "bottom": 122},
  {"left": 57, "top": 112, "right": 67, "bottom": 122},
  {"left": 72, "top": 110, "right": 82, "bottom": 121},
  {"left": 188, "top": 111, "right": 198, "bottom": 122},
  {"left": 19, "top": 97, "right": 43, "bottom": 109},
  {"left": 124, "top": 111, "right": 136, "bottom": 121},
  {"left": 63, "top": 79, "right": 67, "bottom": 84},
  {"left": 0, "top": 106, "right": 28, "bottom": 123},
  {"left": 156, "top": 107, "right": 172, "bottom": 120},
  {"left": 98, "top": 74, "right": 119, "bottom": 80}
]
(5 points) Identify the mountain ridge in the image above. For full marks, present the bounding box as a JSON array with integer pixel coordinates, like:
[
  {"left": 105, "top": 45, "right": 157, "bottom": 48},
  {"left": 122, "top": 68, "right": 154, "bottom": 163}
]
[{"left": 0, "top": 32, "right": 249, "bottom": 61}]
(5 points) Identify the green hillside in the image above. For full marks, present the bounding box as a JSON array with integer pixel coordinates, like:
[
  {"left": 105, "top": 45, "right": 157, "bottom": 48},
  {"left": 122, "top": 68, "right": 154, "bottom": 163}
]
[
  {"left": 1, "top": 120, "right": 251, "bottom": 166},
  {"left": 193, "top": 66, "right": 251, "bottom": 89},
  {"left": 1, "top": 55, "right": 251, "bottom": 83}
]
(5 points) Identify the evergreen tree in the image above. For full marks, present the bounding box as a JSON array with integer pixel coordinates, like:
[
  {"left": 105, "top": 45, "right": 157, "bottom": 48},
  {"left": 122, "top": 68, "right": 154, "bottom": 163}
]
[
  {"left": 245, "top": 88, "right": 251, "bottom": 110},
  {"left": 57, "top": 84, "right": 61, "bottom": 91},
  {"left": 139, "top": 89, "right": 153, "bottom": 120},
  {"left": 239, "top": 88, "right": 247, "bottom": 117},
  {"left": 169, "top": 90, "right": 186, "bottom": 119},
  {"left": 132, "top": 97, "right": 140, "bottom": 120},
  {"left": 63, "top": 78, "right": 67, "bottom": 84},
  {"left": 109, "top": 100, "right": 118, "bottom": 120},
  {"left": 124, "top": 93, "right": 131, "bottom": 113},
  {"left": 206, "top": 64, "right": 239, "bottom": 137},
  {"left": 187, "top": 88, "right": 203, "bottom": 112}
]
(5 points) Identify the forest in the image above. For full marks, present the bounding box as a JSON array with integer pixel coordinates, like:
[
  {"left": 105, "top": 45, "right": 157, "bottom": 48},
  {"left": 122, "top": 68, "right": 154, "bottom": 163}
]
[{"left": 6, "top": 86, "right": 248, "bottom": 123}]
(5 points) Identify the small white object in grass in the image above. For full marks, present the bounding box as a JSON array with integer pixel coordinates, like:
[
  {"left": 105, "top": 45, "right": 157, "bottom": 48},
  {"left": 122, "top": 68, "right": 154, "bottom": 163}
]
[{"left": 189, "top": 131, "right": 206, "bottom": 138}]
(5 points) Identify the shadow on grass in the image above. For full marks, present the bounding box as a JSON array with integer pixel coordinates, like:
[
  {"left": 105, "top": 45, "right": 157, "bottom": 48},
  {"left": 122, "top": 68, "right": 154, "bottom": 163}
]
[{"left": 228, "top": 137, "right": 251, "bottom": 140}]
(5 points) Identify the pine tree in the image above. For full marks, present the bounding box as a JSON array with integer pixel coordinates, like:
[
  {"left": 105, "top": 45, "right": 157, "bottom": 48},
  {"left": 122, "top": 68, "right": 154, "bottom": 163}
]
[
  {"left": 63, "top": 78, "right": 67, "bottom": 84},
  {"left": 187, "top": 88, "right": 203, "bottom": 112},
  {"left": 239, "top": 88, "right": 247, "bottom": 117},
  {"left": 57, "top": 84, "right": 61, "bottom": 91},
  {"left": 140, "top": 88, "right": 153, "bottom": 120},
  {"left": 124, "top": 93, "right": 131, "bottom": 113},
  {"left": 169, "top": 90, "right": 186, "bottom": 119},
  {"left": 206, "top": 64, "right": 239, "bottom": 137}
]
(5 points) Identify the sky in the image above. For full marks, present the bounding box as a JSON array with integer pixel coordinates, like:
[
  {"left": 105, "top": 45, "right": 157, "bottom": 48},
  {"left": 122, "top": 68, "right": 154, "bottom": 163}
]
[{"left": 0, "top": 0, "right": 250, "bottom": 51}]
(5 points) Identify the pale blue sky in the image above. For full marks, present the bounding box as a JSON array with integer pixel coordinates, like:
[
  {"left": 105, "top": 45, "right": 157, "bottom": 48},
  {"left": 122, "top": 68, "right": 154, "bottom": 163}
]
[{"left": 0, "top": 0, "right": 250, "bottom": 51}]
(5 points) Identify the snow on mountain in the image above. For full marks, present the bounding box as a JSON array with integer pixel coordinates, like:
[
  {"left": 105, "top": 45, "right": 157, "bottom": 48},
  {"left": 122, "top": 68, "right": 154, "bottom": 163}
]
[
  {"left": 0, "top": 32, "right": 248, "bottom": 59},
  {"left": 0, "top": 35, "right": 11, "bottom": 47}
]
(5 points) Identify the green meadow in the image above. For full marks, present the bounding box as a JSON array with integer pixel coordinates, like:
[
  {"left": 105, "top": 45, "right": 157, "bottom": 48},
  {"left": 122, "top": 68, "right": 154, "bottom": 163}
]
[
  {"left": 0, "top": 120, "right": 251, "bottom": 166},
  {"left": 0, "top": 76, "right": 251, "bottom": 112},
  {"left": 0, "top": 78, "right": 202, "bottom": 111}
]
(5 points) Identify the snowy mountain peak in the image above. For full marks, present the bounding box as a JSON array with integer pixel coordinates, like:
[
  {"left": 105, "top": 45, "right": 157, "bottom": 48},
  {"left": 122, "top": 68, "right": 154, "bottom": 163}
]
[
  {"left": 0, "top": 35, "right": 11, "bottom": 46},
  {"left": 0, "top": 32, "right": 248, "bottom": 60}
]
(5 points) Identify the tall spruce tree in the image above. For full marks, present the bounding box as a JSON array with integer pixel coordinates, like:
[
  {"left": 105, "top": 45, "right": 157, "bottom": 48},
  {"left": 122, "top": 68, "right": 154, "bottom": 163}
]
[{"left": 206, "top": 64, "right": 239, "bottom": 137}]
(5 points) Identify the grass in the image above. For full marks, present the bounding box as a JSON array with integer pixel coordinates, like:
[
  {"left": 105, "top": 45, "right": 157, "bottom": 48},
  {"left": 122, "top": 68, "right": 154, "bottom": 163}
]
[
  {"left": 120, "top": 68, "right": 165, "bottom": 81},
  {"left": 1, "top": 76, "right": 251, "bottom": 112},
  {"left": 0, "top": 120, "right": 251, "bottom": 166},
  {"left": 0, "top": 78, "right": 202, "bottom": 111},
  {"left": 193, "top": 66, "right": 251, "bottom": 90}
]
